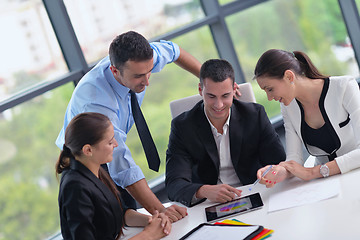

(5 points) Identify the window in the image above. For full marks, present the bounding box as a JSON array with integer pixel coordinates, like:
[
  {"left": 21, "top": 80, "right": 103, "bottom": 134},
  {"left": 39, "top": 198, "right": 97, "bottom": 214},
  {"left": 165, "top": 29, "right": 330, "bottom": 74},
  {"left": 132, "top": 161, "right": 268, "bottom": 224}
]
[
  {"left": 0, "top": 0, "right": 67, "bottom": 103},
  {"left": 0, "top": 83, "right": 74, "bottom": 239},
  {"left": 1, "top": 0, "right": 360, "bottom": 239},
  {"left": 63, "top": 0, "right": 204, "bottom": 65},
  {"left": 226, "top": 0, "right": 359, "bottom": 118},
  {"left": 219, "top": 0, "right": 237, "bottom": 5}
]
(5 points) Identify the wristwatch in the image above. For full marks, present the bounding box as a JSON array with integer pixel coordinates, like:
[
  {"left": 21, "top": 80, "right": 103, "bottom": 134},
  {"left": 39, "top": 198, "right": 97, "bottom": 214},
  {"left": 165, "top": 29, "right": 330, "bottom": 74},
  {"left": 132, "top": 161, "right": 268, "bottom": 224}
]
[{"left": 320, "top": 164, "right": 330, "bottom": 178}]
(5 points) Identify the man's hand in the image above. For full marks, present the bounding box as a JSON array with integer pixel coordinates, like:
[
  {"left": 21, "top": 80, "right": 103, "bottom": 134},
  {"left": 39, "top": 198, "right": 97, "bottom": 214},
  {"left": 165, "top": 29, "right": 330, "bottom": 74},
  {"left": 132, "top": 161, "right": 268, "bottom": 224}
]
[
  {"left": 126, "top": 179, "right": 187, "bottom": 222},
  {"left": 196, "top": 184, "right": 242, "bottom": 203},
  {"left": 234, "top": 82, "right": 242, "bottom": 99},
  {"left": 161, "top": 204, "right": 187, "bottom": 223}
]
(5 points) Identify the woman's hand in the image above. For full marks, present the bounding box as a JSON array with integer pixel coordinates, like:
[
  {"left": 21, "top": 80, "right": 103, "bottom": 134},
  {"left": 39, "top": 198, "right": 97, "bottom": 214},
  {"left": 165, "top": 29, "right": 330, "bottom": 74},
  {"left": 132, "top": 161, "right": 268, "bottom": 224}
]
[
  {"left": 257, "top": 164, "right": 290, "bottom": 188},
  {"left": 128, "top": 210, "right": 171, "bottom": 240},
  {"left": 143, "top": 210, "right": 171, "bottom": 239},
  {"left": 150, "top": 211, "right": 171, "bottom": 235},
  {"left": 280, "top": 160, "right": 315, "bottom": 181}
]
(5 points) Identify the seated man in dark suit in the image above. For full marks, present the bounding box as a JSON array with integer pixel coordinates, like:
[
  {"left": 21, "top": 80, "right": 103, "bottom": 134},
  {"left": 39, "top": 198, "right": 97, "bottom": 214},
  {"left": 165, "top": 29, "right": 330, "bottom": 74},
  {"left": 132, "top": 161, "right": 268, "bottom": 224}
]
[{"left": 165, "top": 59, "right": 286, "bottom": 207}]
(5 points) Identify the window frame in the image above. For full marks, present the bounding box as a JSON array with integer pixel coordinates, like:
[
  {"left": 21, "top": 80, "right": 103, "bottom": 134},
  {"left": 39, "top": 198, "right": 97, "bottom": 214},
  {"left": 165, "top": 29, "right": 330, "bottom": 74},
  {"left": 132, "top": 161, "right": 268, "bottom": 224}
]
[{"left": 1, "top": 0, "right": 359, "bottom": 114}]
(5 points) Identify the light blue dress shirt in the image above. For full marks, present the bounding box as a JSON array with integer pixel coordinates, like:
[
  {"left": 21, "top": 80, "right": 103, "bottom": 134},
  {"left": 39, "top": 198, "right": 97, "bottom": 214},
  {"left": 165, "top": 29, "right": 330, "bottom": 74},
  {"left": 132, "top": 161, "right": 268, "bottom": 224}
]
[{"left": 56, "top": 40, "right": 180, "bottom": 187}]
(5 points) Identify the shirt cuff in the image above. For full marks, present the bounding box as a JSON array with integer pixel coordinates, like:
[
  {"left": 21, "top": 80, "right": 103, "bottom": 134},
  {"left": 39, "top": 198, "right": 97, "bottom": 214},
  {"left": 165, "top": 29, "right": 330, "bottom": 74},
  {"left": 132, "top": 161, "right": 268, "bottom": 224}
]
[
  {"left": 110, "top": 165, "right": 145, "bottom": 188},
  {"left": 160, "top": 40, "right": 180, "bottom": 62},
  {"left": 191, "top": 192, "right": 204, "bottom": 205}
]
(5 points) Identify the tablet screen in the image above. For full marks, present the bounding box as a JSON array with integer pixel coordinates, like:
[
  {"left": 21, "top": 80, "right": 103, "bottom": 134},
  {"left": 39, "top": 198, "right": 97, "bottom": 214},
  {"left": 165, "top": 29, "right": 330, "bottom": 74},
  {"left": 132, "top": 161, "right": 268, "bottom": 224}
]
[{"left": 205, "top": 193, "right": 263, "bottom": 222}]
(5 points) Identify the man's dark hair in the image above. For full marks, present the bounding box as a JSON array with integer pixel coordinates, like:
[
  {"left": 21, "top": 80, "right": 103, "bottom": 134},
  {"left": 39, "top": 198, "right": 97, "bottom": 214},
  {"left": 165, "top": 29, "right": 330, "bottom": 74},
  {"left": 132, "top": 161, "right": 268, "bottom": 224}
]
[
  {"left": 109, "top": 31, "right": 153, "bottom": 71},
  {"left": 199, "top": 59, "right": 235, "bottom": 87}
]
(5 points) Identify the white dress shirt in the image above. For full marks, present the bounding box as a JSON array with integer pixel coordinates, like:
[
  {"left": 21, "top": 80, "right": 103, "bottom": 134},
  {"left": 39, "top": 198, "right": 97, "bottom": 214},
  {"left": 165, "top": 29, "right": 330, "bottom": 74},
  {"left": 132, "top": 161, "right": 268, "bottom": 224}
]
[{"left": 205, "top": 109, "right": 241, "bottom": 186}]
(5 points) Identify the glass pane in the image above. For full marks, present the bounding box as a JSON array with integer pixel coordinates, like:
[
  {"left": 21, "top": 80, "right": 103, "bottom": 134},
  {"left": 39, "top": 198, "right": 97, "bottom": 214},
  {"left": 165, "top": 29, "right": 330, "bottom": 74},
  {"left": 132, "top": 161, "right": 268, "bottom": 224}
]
[
  {"left": 126, "top": 27, "right": 218, "bottom": 181},
  {"left": 356, "top": 0, "right": 360, "bottom": 78},
  {"left": 64, "top": 0, "right": 204, "bottom": 64},
  {"left": 219, "top": 0, "right": 237, "bottom": 5},
  {"left": 357, "top": 0, "right": 360, "bottom": 21},
  {"left": 0, "top": 0, "right": 67, "bottom": 103},
  {"left": 0, "top": 82, "right": 74, "bottom": 239},
  {"left": 227, "top": 0, "right": 360, "bottom": 118}
]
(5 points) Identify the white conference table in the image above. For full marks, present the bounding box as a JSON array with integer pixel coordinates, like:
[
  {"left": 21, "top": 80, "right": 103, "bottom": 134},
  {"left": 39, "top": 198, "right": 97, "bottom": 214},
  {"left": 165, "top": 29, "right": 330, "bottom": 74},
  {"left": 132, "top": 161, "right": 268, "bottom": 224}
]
[{"left": 121, "top": 167, "right": 360, "bottom": 240}]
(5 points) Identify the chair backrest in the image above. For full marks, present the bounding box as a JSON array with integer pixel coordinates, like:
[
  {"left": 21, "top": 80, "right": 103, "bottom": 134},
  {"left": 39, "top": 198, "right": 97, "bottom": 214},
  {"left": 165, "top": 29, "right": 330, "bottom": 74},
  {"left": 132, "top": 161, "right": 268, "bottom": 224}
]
[{"left": 169, "top": 82, "right": 256, "bottom": 119}]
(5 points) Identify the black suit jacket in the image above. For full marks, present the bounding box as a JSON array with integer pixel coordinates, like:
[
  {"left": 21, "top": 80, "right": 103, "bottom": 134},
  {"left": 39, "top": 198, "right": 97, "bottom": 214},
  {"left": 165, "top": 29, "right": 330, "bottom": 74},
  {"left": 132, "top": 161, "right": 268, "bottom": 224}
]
[
  {"left": 58, "top": 159, "right": 124, "bottom": 240},
  {"left": 165, "top": 100, "right": 286, "bottom": 207}
]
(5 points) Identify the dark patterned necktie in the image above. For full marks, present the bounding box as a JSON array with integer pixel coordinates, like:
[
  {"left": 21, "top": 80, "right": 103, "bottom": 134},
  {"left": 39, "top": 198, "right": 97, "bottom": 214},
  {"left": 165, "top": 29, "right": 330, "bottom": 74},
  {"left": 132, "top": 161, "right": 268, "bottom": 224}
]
[{"left": 129, "top": 90, "right": 160, "bottom": 172}]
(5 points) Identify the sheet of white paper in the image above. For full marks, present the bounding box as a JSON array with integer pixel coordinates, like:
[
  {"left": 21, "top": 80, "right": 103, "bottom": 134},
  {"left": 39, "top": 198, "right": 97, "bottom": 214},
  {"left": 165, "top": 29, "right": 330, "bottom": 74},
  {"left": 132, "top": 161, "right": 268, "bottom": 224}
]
[
  {"left": 184, "top": 225, "right": 260, "bottom": 240},
  {"left": 268, "top": 177, "right": 340, "bottom": 212}
]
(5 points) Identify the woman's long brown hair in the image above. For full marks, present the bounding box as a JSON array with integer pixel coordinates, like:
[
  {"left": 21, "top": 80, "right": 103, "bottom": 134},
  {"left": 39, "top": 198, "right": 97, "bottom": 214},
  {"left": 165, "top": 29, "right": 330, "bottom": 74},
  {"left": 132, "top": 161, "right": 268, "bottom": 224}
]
[{"left": 55, "top": 112, "right": 124, "bottom": 238}]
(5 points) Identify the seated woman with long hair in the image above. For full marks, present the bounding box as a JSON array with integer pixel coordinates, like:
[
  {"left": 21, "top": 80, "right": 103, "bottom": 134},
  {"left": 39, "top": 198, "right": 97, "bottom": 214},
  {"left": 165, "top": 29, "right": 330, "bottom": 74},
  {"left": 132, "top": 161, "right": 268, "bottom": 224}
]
[
  {"left": 254, "top": 49, "right": 360, "bottom": 186},
  {"left": 56, "top": 112, "right": 171, "bottom": 239}
]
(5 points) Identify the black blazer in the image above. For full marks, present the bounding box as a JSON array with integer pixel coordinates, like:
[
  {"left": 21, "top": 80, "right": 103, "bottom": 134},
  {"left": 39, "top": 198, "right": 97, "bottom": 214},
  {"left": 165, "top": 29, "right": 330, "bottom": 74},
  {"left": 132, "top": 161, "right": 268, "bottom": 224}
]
[
  {"left": 165, "top": 100, "right": 286, "bottom": 207},
  {"left": 58, "top": 159, "right": 124, "bottom": 240}
]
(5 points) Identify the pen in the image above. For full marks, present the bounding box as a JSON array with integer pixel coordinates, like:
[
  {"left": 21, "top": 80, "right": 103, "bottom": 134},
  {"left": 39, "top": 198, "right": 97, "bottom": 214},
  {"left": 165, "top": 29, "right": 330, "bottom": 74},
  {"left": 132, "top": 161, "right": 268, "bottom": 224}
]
[{"left": 249, "top": 165, "right": 273, "bottom": 191}]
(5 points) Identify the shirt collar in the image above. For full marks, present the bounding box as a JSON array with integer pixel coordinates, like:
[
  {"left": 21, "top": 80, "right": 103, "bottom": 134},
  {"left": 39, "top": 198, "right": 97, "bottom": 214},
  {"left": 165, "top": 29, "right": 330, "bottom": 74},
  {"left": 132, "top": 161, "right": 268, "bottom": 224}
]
[
  {"left": 104, "top": 65, "right": 130, "bottom": 99},
  {"left": 204, "top": 106, "right": 231, "bottom": 136}
]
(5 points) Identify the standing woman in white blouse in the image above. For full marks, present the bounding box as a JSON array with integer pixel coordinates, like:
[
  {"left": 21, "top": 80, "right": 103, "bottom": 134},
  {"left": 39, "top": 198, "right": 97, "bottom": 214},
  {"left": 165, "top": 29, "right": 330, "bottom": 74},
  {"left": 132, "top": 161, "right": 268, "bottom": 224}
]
[{"left": 253, "top": 49, "right": 360, "bottom": 186}]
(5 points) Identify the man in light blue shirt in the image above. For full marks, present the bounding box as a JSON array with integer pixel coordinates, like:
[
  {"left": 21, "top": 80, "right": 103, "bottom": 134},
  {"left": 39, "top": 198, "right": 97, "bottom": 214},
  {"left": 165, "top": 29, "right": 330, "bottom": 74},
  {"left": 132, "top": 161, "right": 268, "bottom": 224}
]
[{"left": 56, "top": 31, "right": 201, "bottom": 222}]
